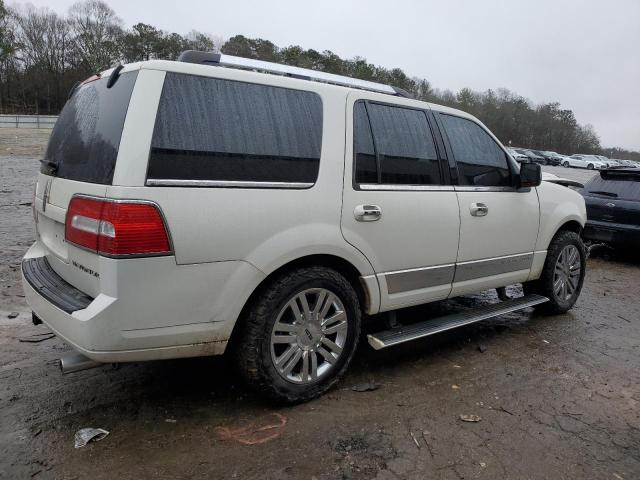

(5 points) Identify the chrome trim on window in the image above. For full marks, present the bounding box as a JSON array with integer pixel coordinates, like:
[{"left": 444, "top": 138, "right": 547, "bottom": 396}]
[
  {"left": 146, "top": 179, "right": 314, "bottom": 189},
  {"left": 359, "top": 184, "right": 454, "bottom": 192},
  {"left": 384, "top": 264, "right": 455, "bottom": 294},
  {"left": 454, "top": 253, "right": 533, "bottom": 282},
  {"left": 454, "top": 186, "right": 516, "bottom": 192}
]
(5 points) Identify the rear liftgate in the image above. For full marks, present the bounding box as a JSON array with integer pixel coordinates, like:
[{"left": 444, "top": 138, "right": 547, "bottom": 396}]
[{"left": 367, "top": 294, "right": 548, "bottom": 350}]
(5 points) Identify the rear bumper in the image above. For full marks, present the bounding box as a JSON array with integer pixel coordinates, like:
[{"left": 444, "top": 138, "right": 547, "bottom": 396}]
[
  {"left": 583, "top": 221, "right": 640, "bottom": 246},
  {"left": 21, "top": 242, "right": 265, "bottom": 362},
  {"left": 23, "top": 257, "right": 93, "bottom": 313}
]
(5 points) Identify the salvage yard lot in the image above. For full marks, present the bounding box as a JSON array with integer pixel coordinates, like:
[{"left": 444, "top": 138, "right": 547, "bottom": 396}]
[{"left": 0, "top": 141, "right": 638, "bottom": 479}]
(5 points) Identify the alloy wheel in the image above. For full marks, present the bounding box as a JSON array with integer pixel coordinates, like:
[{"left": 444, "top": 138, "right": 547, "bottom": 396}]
[
  {"left": 553, "top": 245, "right": 582, "bottom": 302},
  {"left": 270, "top": 288, "right": 348, "bottom": 384}
]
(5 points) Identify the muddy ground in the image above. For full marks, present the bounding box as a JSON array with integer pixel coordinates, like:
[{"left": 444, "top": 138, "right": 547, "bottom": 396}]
[{"left": 0, "top": 147, "right": 638, "bottom": 480}]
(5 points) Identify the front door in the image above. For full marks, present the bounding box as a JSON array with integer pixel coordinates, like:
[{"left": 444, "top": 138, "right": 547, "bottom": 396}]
[
  {"left": 435, "top": 113, "right": 539, "bottom": 297},
  {"left": 341, "top": 94, "right": 460, "bottom": 312}
]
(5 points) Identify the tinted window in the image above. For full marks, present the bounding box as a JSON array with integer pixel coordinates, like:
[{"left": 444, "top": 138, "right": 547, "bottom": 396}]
[
  {"left": 354, "top": 102, "right": 440, "bottom": 185},
  {"left": 584, "top": 175, "right": 640, "bottom": 201},
  {"left": 441, "top": 114, "right": 511, "bottom": 187},
  {"left": 44, "top": 72, "right": 138, "bottom": 184},
  {"left": 353, "top": 102, "right": 377, "bottom": 184},
  {"left": 148, "top": 73, "right": 323, "bottom": 184}
]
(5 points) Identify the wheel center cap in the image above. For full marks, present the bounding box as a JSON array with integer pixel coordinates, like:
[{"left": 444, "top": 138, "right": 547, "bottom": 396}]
[{"left": 297, "top": 322, "right": 321, "bottom": 349}]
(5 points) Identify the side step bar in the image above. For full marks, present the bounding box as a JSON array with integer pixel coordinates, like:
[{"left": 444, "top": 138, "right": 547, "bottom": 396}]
[{"left": 367, "top": 294, "right": 548, "bottom": 350}]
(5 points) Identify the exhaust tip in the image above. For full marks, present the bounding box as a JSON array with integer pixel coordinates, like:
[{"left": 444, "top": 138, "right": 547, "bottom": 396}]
[{"left": 60, "top": 352, "right": 103, "bottom": 374}]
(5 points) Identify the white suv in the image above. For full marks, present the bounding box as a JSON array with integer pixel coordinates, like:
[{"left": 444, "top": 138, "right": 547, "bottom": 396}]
[{"left": 22, "top": 52, "right": 587, "bottom": 402}]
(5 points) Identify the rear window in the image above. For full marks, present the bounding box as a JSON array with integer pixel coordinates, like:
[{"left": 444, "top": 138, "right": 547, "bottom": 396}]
[
  {"left": 584, "top": 174, "right": 640, "bottom": 201},
  {"left": 43, "top": 72, "right": 138, "bottom": 184},
  {"left": 147, "top": 73, "right": 323, "bottom": 185}
]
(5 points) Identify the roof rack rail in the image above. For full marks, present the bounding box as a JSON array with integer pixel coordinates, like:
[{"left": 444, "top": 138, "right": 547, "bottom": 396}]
[{"left": 177, "top": 50, "right": 413, "bottom": 98}]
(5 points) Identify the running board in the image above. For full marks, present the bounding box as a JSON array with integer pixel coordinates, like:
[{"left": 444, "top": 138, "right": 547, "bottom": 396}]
[{"left": 367, "top": 294, "right": 548, "bottom": 350}]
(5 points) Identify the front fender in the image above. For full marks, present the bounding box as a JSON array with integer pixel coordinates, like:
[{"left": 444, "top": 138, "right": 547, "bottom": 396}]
[{"left": 535, "top": 182, "right": 587, "bottom": 252}]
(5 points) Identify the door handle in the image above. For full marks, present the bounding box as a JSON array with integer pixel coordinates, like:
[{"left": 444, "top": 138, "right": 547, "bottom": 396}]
[
  {"left": 470, "top": 203, "right": 488, "bottom": 217},
  {"left": 354, "top": 204, "right": 382, "bottom": 222}
]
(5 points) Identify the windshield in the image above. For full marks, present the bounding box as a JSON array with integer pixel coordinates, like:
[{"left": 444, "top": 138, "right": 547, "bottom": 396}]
[{"left": 43, "top": 71, "right": 138, "bottom": 184}]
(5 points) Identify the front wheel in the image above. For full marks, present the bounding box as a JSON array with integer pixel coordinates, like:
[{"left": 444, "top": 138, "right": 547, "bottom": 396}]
[
  {"left": 234, "top": 266, "right": 361, "bottom": 404},
  {"left": 587, "top": 163, "right": 594, "bottom": 170},
  {"left": 563, "top": 161, "right": 570, "bottom": 168},
  {"left": 524, "top": 231, "right": 586, "bottom": 314}
]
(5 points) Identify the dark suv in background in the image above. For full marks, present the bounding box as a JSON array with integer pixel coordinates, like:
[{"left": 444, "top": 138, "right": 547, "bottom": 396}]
[
  {"left": 581, "top": 167, "right": 640, "bottom": 247},
  {"left": 531, "top": 150, "right": 561, "bottom": 166}
]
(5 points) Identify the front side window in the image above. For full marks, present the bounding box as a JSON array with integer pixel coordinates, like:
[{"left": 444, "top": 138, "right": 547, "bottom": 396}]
[
  {"left": 440, "top": 114, "right": 511, "bottom": 187},
  {"left": 353, "top": 101, "right": 441, "bottom": 185},
  {"left": 148, "top": 73, "right": 323, "bottom": 184}
]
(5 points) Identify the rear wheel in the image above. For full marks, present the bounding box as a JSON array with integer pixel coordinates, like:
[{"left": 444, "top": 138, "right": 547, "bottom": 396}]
[
  {"left": 524, "top": 231, "right": 586, "bottom": 314},
  {"left": 234, "top": 266, "right": 361, "bottom": 404}
]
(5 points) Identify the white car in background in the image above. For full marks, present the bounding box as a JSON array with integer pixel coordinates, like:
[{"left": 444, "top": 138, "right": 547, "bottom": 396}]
[
  {"left": 506, "top": 147, "right": 528, "bottom": 162},
  {"left": 563, "top": 155, "right": 609, "bottom": 170}
]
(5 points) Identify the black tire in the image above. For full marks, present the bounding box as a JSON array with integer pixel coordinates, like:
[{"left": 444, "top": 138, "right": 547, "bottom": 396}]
[
  {"left": 233, "top": 266, "right": 361, "bottom": 404},
  {"left": 523, "top": 230, "right": 586, "bottom": 314},
  {"left": 563, "top": 161, "right": 570, "bottom": 168},
  {"left": 587, "top": 163, "right": 594, "bottom": 170}
]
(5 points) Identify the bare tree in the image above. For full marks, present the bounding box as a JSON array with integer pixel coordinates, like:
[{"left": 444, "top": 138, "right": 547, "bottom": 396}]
[
  {"left": 68, "top": 0, "right": 123, "bottom": 72},
  {"left": 185, "top": 30, "right": 224, "bottom": 53}
]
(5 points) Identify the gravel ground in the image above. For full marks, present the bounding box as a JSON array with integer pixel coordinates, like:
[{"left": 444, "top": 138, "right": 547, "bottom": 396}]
[{"left": 0, "top": 150, "right": 638, "bottom": 480}]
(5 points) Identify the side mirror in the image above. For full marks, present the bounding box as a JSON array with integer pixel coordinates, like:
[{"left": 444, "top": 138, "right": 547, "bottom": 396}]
[{"left": 518, "top": 162, "right": 542, "bottom": 188}]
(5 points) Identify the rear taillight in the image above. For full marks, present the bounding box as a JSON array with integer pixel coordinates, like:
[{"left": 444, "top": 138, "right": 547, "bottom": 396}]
[{"left": 65, "top": 197, "right": 171, "bottom": 257}]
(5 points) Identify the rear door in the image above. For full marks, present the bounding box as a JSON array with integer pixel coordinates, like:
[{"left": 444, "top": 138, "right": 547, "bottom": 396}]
[
  {"left": 341, "top": 95, "right": 460, "bottom": 311},
  {"left": 34, "top": 70, "right": 139, "bottom": 297},
  {"left": 435, "top": 112, "right": 539, "bottom": 297}
]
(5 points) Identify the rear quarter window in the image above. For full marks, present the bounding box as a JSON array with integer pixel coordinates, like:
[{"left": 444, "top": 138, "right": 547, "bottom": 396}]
[
  {"left": 148, "top": 73, "right": 323, "bottom": 186},
  {"left": 44, "top": 72, "right": 138, "bottom": 185}
]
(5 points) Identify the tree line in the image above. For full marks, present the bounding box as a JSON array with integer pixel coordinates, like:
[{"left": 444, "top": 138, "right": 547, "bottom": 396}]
[{"left": 1, "top": 0, "right": 638, "bottom": 160}]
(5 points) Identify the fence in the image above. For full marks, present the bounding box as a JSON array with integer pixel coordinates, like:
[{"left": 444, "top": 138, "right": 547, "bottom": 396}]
[{"left": 0, "top": 114, "right": 58, "bottom": 129}]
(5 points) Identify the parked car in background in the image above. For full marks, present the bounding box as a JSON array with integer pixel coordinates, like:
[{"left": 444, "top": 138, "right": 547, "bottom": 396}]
[
  {"left": 506, "top": 147, "right": 529, "bottom": 162},
  {"left": 564, "top": 155, "right": 608, "bottom": 170},
  {"left": 614, "top": 159, "right": 640, "bottom": 167},
  {"left": 557, "top": 154, "right": 573, "bottom": 164},
  {"left": 542, "top": 151, "right": 565, "bottom": 165},
  {"left": 595, "top": 156, "right": 611, "bottom": 166},
  {"left": 515, "top": 148, "right": 546, "bottom": 165},
  {"left": 531, "top": 150, "right": 560, "bottom": 166},
  {"left": 581, "top": 167, "right": 640, "bottom": 248}
]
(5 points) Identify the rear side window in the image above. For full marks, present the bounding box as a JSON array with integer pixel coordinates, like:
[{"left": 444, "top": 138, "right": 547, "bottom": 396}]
[
  {"left": 354, "top": 101, "right": 441, "bottom": 185},
  {"left": 44, "top": 72, "right": 138, "bottom": 184},
  {"left": 584, "top": 175, "right": 640, "bottom": 200},
  {"left": 440, "top": 114, "right": 511, "bottom": 187},
  {"left": 148, "top": 73, "right": 323, "bottom": 185}
]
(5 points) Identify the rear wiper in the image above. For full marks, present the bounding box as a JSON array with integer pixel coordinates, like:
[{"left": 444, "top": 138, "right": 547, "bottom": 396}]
[
  {"left": 40, "top": 159, "right": 58, "bottom": 175},
  {"left": 589, "top": 190, "right": 618, "bottom": 197}
]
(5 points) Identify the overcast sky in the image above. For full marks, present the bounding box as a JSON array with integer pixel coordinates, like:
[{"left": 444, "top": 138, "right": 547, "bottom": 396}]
[{"left": 19, "top": 0, "right": 640, "bottom": 150}]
